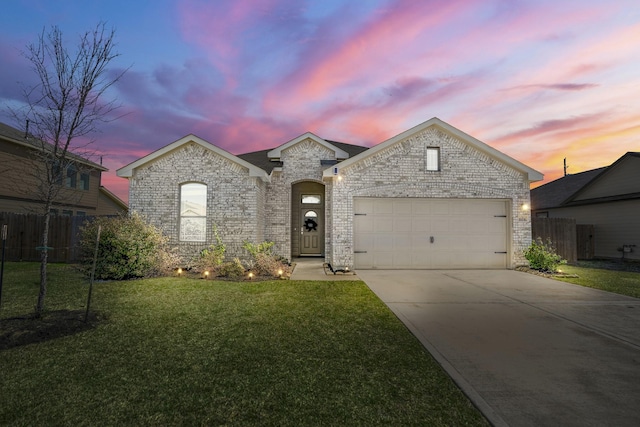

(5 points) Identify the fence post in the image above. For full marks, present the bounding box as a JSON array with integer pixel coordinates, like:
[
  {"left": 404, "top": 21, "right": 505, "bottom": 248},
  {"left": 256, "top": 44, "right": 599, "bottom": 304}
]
[{"left": 0, "top": 224, "right": 7, "bottom": 309}]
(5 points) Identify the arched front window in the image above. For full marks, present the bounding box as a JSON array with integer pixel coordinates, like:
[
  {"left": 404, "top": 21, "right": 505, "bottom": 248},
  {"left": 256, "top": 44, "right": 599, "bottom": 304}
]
[{"left": 180, "top": 183, "right": 207, "bottom": 242}]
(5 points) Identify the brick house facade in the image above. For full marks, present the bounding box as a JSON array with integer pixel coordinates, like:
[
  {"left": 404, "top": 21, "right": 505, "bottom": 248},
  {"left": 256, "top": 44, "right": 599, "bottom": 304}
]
[{"left": 117, "top": 118, "right": 542, "bottom": 269}]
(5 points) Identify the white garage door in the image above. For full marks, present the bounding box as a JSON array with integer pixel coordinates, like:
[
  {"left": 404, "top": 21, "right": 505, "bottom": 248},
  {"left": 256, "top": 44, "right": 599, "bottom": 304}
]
[{"left": 354, "top": 198, "right": 509, "bottom": 269}]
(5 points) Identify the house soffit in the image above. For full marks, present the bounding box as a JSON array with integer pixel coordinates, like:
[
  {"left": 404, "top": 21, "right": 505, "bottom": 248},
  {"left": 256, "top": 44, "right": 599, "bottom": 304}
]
[
  {"left": 267, "top": 132, "right": 349, "bottom": 160},
  {"left": 116, "top": 134, "right": 270, "bottom": 182},
  {"left": 322, "top": 117, "right": 544, "bottom": 182}
]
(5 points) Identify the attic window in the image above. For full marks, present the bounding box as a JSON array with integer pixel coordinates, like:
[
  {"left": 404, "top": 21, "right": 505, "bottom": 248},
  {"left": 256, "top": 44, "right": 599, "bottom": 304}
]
[{"left": 426, "top": 147, "right": 440, "bottom": 171}]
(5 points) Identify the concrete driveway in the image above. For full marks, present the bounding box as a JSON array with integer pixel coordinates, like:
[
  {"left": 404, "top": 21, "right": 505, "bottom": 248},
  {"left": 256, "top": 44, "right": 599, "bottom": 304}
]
[{"left": 357, "top": 269, "right": 640, "bottom": 427}]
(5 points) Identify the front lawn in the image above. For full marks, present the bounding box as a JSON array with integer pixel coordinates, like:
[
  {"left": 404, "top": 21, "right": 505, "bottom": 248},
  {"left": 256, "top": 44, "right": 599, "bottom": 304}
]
[
  {"left": 554, "top": 264, "right": 640, "bottom": 298},
  {"left": 0, "top": 263, "right": 487, "bottom": 426}
]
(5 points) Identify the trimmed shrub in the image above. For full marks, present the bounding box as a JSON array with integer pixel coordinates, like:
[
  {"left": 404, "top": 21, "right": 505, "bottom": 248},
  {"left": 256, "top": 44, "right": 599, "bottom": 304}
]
[
  {"left": 524, "top": 237, "right": 566, "bottom": 272},
  {"left": 79, "top": 213, "right": 179, "bottom": 280},
  {"left": 218, "top": 258, "right": 246, "bottom": 279}
]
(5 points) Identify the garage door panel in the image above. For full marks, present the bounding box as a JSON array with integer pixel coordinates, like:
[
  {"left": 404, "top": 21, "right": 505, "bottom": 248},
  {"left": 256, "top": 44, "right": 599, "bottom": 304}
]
[
  {"left": 374, "top": 199, "right": 393, "bottom": 214},
  {"left": 430, "top": 200, "right": 450, "bottom": 215},
  {"left": 373, "top": 252, "right": 395, "bottom": 268},
  {"left": 354, "top": 198, "right": 509, "bottom": 269},
  {"left": 374, "top": 217, "right": 394, "bottom": 232},
  {"left": 411, "top": 216, "right": 431, "bottom": 232},
  {"left": 395, "top": 218, "right": 413, "bottom": 232},
  {"left": 431, "top": 217, "right": 451, "bottom": 232},
  {"left": 355, "top": 216, "right": 374, "bottom": 232},
  {"left": 355, "top": 252, "right": 373, "bottom": 268},
  {"left": 355, "top": 199, "right": 374, "bottom": 214},
  {"left": 394, "top": 200, "right": 413, "bottom": 215}
]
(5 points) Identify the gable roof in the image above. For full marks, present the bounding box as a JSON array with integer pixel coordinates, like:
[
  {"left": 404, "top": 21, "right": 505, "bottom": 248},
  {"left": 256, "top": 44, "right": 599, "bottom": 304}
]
[
  {"left": 531, "top": 152, "right": 640, "bottom": 210},
  {"left": 266, "top": 132, "right": 351, "bottom": 159},
  {"left": 530, "top": 168, "right": 606, "bottom": 210},
  {"left": 0, "top": 121, "right": 107, "bottom": 171},
  {"left": 116, "top": 134, "right": 270, "bottom": 182},
  {"left": 322, "top": 117, "right": 544, "bottom": 181},
  {"left": 99, "top": 186, "right": 128, "bottom": 211},
  {"left": 237, "top": 140, "right": 368, "bottom": 174}
]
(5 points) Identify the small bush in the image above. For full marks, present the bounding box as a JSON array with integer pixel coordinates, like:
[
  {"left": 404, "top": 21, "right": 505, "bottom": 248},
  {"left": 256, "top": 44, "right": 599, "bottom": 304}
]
[
  {"left": 218, "top": 258, "right": 246, "bottom": 279},
  {"left": 79, "top": 213, "right": 179, "bottom": 280},
  {"left": 192, "top": 226, "right": 226, "bottom": 273},
  {"left": 524, "top": 238, "right": 567, "bottom": 272},
  {"left": 243, "top": 240, "right": 291, "bottom": 278},
  {"left": 242, "top": 240, "right": 274, "bottom": 257}
]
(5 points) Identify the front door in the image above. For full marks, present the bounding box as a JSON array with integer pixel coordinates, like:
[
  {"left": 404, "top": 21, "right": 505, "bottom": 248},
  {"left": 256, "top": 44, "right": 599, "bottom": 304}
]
[
  {"left": 300, "top": 208, "right": 323, "bottom": 255},
  {"left": 292, "top": 182, "right": 325, "bottom": 257}
]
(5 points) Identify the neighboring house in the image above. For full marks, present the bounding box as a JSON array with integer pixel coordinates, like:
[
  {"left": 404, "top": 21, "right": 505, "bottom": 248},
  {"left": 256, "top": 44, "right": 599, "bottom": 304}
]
[
  {"left": 0, "top": 121, "right": 127, "bottom": 216},
  {"left": 117, "top": 117, "right": 542, "bottom": 269},
  {"left": 531, "top": 152, "right": 640, "bottom": 260}
]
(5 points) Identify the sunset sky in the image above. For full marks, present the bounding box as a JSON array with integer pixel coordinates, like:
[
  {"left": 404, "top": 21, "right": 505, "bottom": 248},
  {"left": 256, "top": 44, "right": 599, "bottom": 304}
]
[{"left": 1, "top": 0, "right": 639, "bottom": 202}]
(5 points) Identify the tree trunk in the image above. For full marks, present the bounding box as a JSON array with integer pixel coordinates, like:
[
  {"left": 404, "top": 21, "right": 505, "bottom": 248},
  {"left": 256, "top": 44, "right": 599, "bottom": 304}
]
[{"left": 36, "top": 196, "right": 53, "bottom": 317}]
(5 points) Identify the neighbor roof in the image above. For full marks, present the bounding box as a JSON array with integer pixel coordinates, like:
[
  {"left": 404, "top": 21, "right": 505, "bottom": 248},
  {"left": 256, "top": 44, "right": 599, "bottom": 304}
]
[
  {"left": 531, "top": 152, "right": 640, "bottom": 210},
  {"left": 530, "top": 168, "right": 606, "bottom": 210},
  {"left": 0, "top": 121, "right": 107, "bottom": 171}
]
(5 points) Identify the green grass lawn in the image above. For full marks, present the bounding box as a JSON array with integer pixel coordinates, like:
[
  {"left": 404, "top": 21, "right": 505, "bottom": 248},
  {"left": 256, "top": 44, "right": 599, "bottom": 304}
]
[
  {"left": 554, "top": 264, "right": 640, "bottom": 298},
  {"left": 0, "top": 263, "right": 487, "bottom": 426}
]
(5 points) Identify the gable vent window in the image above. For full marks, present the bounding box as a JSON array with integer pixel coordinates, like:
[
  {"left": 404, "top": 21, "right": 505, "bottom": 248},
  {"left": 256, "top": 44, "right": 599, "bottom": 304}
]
[
  {"left": 426, "top": 147, "right": 440, "bottom": 171},
  {"left": 180, "top": 183, "right": 207, "bottom": 242}
]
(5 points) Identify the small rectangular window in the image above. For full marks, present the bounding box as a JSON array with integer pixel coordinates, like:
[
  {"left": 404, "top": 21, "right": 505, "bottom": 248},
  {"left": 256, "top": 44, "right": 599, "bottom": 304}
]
[
  {"left": 77, "top": 211, "right": 86, "bottom": 217},
  {"left": 62, "top": 210, "right": 73, "bottom": 216},
  {"left": 301, "top": 195, "right": 321, "bottom": 204},
  {"left": 80, "top": 173, "right": 90, "bottom": 190},
  {"left": 426, "top": 147, "right": 440, "bottom": 171},
  {"left": 66, "top": 165, "right": 77, "bottom": 188}
]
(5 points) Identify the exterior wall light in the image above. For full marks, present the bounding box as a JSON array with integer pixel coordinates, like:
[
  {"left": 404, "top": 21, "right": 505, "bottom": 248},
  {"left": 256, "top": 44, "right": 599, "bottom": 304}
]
[
  {"left": 521, "top": 203, "right": 530, "bottom": 211},
  {"left": 337, "top": 175, "right": 343, "bottom": 181}
]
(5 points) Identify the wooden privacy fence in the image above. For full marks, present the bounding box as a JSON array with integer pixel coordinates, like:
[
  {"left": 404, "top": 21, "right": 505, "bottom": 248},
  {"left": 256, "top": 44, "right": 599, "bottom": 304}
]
[
  {"left": 532, "top": 218, "right": 577, "bottom": 264},
  {"left": 0, "top": 212, "right": 91, "bottom": 262}
]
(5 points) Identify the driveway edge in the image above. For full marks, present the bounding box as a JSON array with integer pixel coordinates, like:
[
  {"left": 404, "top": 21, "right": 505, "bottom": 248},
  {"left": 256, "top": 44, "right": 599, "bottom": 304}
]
[{"left": 388, "top": 305, "right": 509, "bottom": 427}]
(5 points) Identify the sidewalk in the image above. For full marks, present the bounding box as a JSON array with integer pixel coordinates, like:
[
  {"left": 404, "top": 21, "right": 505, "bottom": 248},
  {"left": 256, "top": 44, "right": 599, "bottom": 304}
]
[{"left": 290, "top": 258, "right": 359, "bottom": 281}]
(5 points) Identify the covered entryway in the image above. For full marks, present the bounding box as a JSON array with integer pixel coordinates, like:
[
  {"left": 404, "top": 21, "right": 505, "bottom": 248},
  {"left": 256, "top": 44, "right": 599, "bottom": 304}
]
[
  {"left": 291, "top": 181, "right": 325, "bottom": 257},
  {"left": 354, "top": 198, "right": 509, "bottom": 269}
]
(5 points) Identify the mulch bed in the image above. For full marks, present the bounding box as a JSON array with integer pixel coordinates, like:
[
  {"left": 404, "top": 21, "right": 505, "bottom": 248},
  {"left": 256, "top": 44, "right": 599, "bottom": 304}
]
[{"left": 515, "top": 266, "right": 579, "bottom": 278}]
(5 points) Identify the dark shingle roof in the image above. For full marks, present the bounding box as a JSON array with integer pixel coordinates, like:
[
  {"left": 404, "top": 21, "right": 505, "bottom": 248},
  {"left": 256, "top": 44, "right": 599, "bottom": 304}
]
[
  {"left": 530, "top": 168, "right": 606, "bottom": 210},
  {"left": 0, "top": 121, "right": 106, "bottom": 170},
  {"left": 0, "top": 121, "right": 29, "bottom": 141},
  {"left": 237, "top": 139, "right": 369, "bottom": 174}
]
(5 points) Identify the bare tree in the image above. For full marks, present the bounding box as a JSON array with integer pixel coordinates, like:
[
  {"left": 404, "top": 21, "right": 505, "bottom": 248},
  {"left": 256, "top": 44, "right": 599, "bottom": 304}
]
[{"left": 12, "top": 22, "right": 126, "bottom": 316}]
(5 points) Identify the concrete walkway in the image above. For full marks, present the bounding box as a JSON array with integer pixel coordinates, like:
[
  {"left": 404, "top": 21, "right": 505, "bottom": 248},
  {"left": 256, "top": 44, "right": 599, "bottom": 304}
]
[
  {"left": 290, "top": 257, "right": 359, "bottom": 281},
  {"left": 357, "top": 269, "right": 640, "bottom": 427}
]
